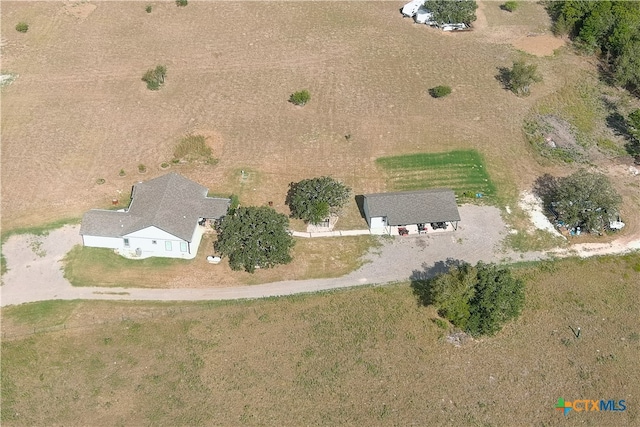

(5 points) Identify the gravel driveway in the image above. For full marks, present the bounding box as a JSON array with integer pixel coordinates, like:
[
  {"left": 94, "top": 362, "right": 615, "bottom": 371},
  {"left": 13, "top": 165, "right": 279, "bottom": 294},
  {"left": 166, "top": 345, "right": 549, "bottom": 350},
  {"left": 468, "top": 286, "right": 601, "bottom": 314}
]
[{"left": 2, "top": 205, "right": 636, "bottom": 307}]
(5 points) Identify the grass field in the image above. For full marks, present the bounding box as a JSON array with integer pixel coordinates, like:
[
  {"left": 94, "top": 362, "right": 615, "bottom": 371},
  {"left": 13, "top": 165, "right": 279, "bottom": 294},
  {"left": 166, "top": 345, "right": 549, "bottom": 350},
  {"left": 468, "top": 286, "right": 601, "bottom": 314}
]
[
  {"left": 2, "top": 254, "right": 639, "bottom": 425},
  {"left": 62, "top": 234, "right": 378, "bottom": 288},
  {"left": 376, "top": 150, "right": 497, "bottom": 199}
]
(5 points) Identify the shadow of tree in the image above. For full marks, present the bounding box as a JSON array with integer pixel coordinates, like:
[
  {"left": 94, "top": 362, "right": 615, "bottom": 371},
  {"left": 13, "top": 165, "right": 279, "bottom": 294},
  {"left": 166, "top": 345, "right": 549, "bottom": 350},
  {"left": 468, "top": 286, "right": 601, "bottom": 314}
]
[
  {"left": 495, "top": 67, "right": 512, "bottom": 92},
  {"left": 533, "top": 173, "right": 558, "bottom": 207},
  {"left": 410, "top": 258, "right": 465, "bottom": 306},
  {"left": 284, "top": 181, "right": 298, "bottom": 216},
  {"left": 601, "top": 96, "right": 640, "bottom": 156}
]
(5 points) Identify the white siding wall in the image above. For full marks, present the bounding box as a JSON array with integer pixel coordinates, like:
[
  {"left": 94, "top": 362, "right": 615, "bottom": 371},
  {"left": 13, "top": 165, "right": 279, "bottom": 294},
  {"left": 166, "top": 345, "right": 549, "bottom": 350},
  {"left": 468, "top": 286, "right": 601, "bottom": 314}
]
[
  {"left": 370, "top": 216, "right": 387, "bottom": 229},
  {"left": 124, "top": 226, "right": 189, "bottom": 257},
  {"left": 83, "top": 235, "right": 123, "bottom": 250},
  {"left": 84, "top": 226, "right": 201, "bottom": 259}
]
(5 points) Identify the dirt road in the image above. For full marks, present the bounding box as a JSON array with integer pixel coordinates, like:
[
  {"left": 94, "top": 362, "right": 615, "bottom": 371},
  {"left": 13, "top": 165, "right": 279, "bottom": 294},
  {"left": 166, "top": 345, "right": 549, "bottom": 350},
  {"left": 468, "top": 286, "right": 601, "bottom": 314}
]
[{"left": 1, "top": 205, "right": 638, "bottom": 307}]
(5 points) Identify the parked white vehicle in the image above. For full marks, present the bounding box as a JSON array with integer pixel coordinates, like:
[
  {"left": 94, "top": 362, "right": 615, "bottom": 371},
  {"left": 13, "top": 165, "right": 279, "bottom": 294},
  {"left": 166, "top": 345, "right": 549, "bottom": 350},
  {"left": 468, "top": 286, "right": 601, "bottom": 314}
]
[
  {"left": 414, "top": 6, "right": 436, "bottom": 25},
  {"left": 440, "top": 23, "right": 468, "bottom": 31},
  {"left": 401, "top": 0, "right": 424, "bottom": 18}
]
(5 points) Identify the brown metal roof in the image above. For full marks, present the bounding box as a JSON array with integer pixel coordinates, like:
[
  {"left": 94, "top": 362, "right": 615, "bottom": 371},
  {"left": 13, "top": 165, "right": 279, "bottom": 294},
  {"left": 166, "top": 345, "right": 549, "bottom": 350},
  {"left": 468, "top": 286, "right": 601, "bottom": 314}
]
[
  {"left": 80, "top": 173, "right": 230, "bottom": 241},
  {"left": 363, "top": 189, "right": 460, "bottom": 226}
]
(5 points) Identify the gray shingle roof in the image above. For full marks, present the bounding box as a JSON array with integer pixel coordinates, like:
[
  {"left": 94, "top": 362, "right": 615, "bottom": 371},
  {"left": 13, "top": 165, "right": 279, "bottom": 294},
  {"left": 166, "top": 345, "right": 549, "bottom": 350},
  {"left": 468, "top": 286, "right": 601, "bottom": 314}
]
[
  {"left": 80, "top": 173, "right": 230, "bottom": 241},
  {"left": 364, "top": 189, "right": 460, "bottom": 226}
]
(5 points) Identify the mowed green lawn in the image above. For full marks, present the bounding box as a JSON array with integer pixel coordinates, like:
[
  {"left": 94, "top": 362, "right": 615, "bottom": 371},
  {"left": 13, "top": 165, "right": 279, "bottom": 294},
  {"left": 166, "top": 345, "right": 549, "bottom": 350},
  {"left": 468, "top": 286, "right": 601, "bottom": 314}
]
[
  {"left": 376, "top": 150, "right": 497, "bottom": 199},
  {"left": 2, "top": 254, "right": 639, "bottom": 426}
]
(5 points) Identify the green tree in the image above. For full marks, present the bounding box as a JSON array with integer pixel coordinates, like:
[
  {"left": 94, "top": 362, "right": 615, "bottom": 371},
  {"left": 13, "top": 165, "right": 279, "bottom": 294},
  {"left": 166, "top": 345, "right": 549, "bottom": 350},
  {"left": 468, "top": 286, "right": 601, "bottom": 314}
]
[
  {"left": 466, "top": 263, "right": 525, "bottom": 336},
  {"left": 549, "top": 1, "right": 640, "bottom": 91},
  {"left": 535, "top": 169, "right": 622, "bottom": 231},
  {"left": 215, "top": 206, "right": 295, "bottom": 273},
  {"left": 505, "top": 60, "right": 542, "bottom": 96},
  {"left": 423, "top": 0, "right": 478, "bottom": 25},
  {"left": 286, "top": 176, "right": 351, "bottom": 224},
  {"left": 411, "top": 261, "right": 525, "bottom": 337},
  {"left": 424, "top": 263, "right": 477, "bottom": 329}
]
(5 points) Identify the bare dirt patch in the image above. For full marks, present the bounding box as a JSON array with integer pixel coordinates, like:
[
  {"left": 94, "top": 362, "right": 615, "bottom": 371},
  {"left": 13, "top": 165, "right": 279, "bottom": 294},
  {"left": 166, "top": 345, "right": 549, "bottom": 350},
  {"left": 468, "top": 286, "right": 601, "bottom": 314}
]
[
  {"left": 512, "top": 34, "right": 565, "bottom": 56},
  {"left": 62, "top": 2, "right": 96, "bottom": 20}
]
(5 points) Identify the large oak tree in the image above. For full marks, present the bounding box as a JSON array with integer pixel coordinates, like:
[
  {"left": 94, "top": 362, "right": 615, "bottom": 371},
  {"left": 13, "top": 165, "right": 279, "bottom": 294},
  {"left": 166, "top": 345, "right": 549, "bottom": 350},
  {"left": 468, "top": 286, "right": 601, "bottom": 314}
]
[{"left": 215, "top": 206, "right": 295, "bottom": 273}]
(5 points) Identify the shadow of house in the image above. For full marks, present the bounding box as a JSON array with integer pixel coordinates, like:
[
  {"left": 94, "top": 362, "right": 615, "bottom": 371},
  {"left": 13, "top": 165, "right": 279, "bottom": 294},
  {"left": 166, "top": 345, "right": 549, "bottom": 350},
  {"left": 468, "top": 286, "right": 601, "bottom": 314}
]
[{"left": 355, "top": 194, "right": 366, "bottom": 220}]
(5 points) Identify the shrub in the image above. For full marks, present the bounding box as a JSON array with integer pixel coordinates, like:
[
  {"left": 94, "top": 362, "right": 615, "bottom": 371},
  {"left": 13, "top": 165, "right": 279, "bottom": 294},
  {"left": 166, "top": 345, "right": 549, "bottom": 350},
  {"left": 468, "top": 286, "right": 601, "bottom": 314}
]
[
  {"left": 96, "top": 178, "right": 105, "bottom": 185},
  {"left": 15, "top": 22, "right": 29, "bottom": 33},
  {"left": 138, "top": 164, "right": 146, "bottom": 173},
  {"left": 502, "top": 1, "right": 518, "bottom": 12},
  {"left": 119, "top": 169, "right": 126, "bottom": 177},
  {"left": 429, "top": 85, "right": 452, "bottom": 98},
  {"left": 289, "top": 90, "right": 311, "bottom": 106},
  {"left": 141, "top": 65, "right": 166, "bottom": 90},
  {"left": 501, "top": 60, "right": 542, "bottom": 96},
  {"left": 160, "top": 162, "right": 170, "bottom": 169},
  {"left": 176, "top": 0, "right": 187, "bottom": 6},
  {"left": 145, "top": 5, "right": 152, "bottom": 13}
]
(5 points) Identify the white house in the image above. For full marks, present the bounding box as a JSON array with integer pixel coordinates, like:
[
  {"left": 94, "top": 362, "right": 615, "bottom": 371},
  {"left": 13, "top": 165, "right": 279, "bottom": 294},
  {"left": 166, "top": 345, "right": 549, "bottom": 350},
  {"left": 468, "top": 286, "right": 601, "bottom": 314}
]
[
  {"left": 362, "top": 189, "right": 461, "bottom": 235},
  {"left": 80, "top": 173, "right": 230, "bottom": 259}
]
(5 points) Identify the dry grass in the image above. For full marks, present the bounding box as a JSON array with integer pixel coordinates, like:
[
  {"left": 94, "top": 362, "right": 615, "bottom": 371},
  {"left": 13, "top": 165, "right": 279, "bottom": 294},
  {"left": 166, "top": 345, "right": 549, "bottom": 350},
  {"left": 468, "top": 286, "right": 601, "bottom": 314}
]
[
  {"left": 62, "top": 233, "right": 377, "bottom": 288},
  {"left": 0, "top": 1, "right": 590, "bottom": 232},
  {"left": 2, "top": 254, "right": 639, "bottom": 425}
]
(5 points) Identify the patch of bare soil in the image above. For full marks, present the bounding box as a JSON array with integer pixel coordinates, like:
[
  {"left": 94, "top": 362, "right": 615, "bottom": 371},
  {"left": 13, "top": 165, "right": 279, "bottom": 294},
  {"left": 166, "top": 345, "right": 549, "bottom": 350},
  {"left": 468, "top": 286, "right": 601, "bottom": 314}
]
[
  {"left": 62, "top": 2, "right": 96, "bottom": 20},
  {"left": 512, "top": 34, "right": 565, "bottom": 56},
  {"left": 539, "top": 115, "right": 580, "bottom": 151}
]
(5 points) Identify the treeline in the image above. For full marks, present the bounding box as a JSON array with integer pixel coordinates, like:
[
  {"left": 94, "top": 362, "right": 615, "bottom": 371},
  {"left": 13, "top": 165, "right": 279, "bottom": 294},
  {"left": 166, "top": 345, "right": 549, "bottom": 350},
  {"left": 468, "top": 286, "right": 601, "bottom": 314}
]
[{"left": 548, "top": 1, "right": 640, "bottom": 91}]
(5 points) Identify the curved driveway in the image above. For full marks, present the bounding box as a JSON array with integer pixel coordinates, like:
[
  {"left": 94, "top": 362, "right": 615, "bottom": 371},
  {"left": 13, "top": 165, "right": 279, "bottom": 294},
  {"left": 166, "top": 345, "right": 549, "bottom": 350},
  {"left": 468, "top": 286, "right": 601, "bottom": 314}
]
[{"left": 1, "top": 205, "right": 638, "bottom": 307}]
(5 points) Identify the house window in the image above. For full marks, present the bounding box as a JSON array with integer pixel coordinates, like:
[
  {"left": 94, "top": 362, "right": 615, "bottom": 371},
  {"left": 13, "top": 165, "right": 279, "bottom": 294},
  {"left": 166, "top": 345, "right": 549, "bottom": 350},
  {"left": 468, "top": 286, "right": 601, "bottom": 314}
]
[
  {"left": 165, "top": 241, "right": 172, "bottom": 251},
  {"left": 152, "top": 240, "right": 157, "bottom": 245},
  {"left": 124, "top": 238, "right": 130, "bottom": 248},
  {"left": 180, "top": 242, "right": 188, "bottom": 252}
]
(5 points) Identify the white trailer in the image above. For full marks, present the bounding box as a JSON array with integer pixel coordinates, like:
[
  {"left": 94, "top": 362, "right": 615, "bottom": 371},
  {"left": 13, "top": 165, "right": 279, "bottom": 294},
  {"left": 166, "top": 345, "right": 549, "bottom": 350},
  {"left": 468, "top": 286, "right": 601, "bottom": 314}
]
[
  {"left": 401, "top": 0, "right": 424, "bottom": 18},
  {"left": 441, "top": 23, "right": 468, "bottom": 31},
  {"left": 414, "top": 6, "right": 437, "bottom": 25}
]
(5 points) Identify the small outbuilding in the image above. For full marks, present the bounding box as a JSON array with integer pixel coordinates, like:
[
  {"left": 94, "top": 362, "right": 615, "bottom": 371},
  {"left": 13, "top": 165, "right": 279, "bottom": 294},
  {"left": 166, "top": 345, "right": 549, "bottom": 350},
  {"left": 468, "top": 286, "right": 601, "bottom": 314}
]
[
  {"left": 80, "top": 172, "right": 230, "bottom": 259},
  {"left": 362, "top": 189, "right": 461, "bottom": 235}
]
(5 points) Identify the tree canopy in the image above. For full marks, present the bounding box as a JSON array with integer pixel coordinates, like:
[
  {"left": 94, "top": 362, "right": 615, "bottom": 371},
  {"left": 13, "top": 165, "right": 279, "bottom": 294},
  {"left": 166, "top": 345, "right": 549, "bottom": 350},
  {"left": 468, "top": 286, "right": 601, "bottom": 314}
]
[
  {"left": 286, "top": 176, "right": 351, "bottom": 225},
  {"left": 548, "top": 1, "right": 640, "bottom": 91},
  {"left": 628, "top": 109, "right": 640, "bottom": 156},
  {"left": 423, "top": 0, "right": 478, "bottom": 25},
  {"left": 215, "top": 206, "right": 295, "bottom": 273},
  {"left": 503, "top": 60, "right": 543, "bottom": 96},
  {"left": 534, "top": 169, "right": 622, "bottom": 231},
  {"left": 412, "top": 261, "right": 525, "bottom": 337}
]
